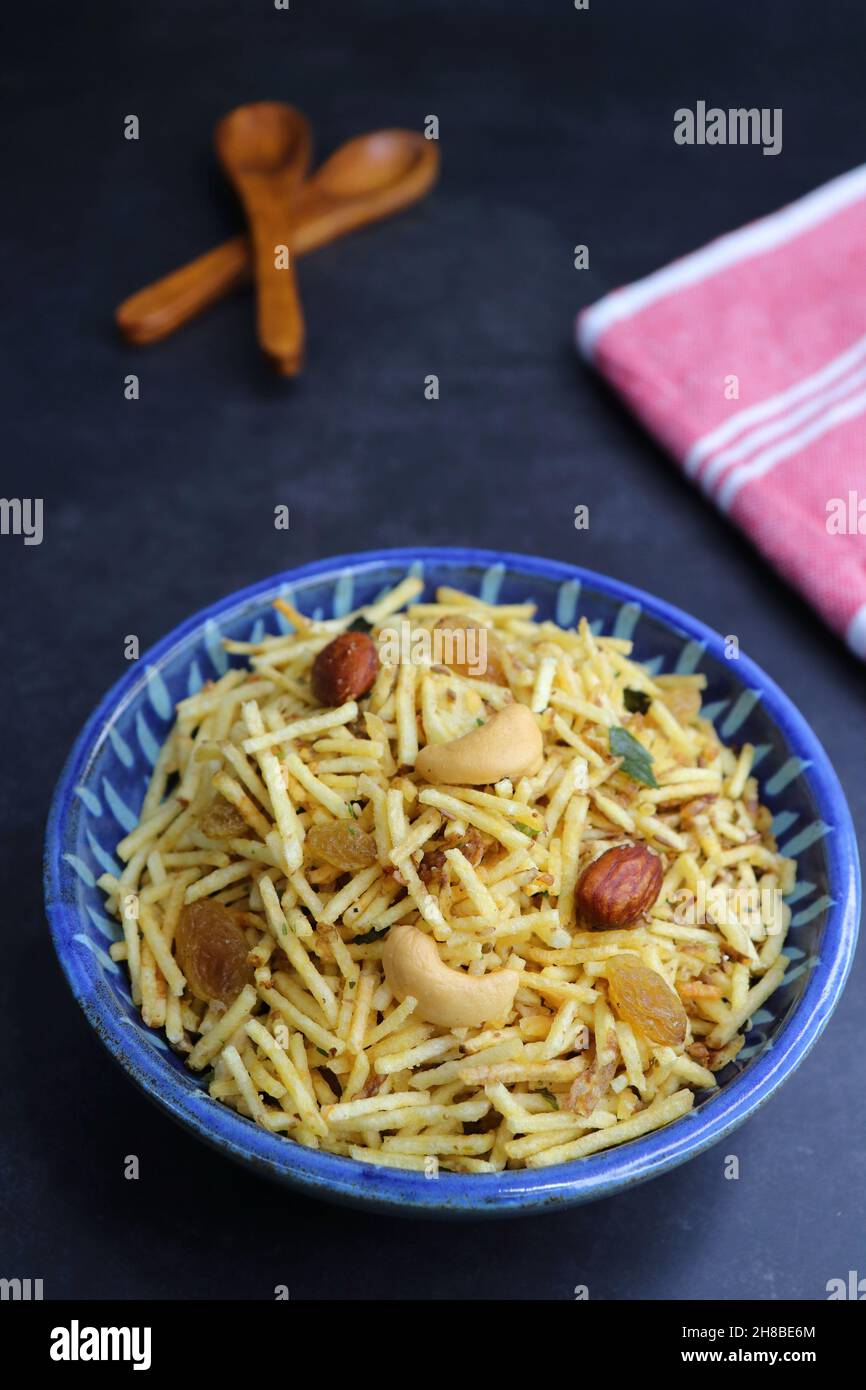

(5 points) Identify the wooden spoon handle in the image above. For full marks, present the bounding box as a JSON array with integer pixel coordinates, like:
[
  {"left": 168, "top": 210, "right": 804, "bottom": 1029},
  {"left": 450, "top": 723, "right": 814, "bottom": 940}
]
[
  {"left": 115, "top": 236, "right": 250, "bottom": 345},
  {"left": 238, "top": 175, "right": 305, "bottom": 375}
]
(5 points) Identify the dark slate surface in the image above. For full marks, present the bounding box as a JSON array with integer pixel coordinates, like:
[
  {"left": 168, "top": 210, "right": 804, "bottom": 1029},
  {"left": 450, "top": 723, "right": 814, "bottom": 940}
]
[{"left": 2, "top": 0, "right": 864, "bottom": 1300}]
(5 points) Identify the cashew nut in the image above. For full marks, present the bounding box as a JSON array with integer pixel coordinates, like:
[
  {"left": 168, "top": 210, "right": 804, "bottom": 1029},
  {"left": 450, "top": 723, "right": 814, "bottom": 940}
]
[
  {"left": 415, "top": 702, "right": 543, "bottom": 785},
  {"left": 383, "top": 925, "right": 519, "bottom": 1029}
]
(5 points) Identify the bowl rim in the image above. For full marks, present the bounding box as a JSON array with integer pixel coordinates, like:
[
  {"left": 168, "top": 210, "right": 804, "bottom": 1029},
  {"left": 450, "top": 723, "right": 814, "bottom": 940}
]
[{"left": 44, "top": 546, "right": 861, "bottom": 1215}]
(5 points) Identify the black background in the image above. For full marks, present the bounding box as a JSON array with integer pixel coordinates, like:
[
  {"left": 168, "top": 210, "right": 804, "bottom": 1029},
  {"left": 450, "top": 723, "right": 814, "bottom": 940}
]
[{"left": 3, "top": 0, "right": 865, "bottom": 1300}]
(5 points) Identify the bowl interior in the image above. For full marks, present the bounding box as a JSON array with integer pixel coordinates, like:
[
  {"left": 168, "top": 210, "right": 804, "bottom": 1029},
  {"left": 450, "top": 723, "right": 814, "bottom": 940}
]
[{"left": 46, "top": 551, "right": 856, "bottom": 1211}]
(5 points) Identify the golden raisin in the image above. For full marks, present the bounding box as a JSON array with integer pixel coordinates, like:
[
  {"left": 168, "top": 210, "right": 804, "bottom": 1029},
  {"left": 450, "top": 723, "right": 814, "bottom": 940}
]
[
  {"left": 419, "top": 828, "right": 485, "bottom": 884},
  {"left": 433, "top": 617, "right": 507, "bottom": 684},
  {"left": 201, "top": 797, "right": 248, "bottom": 840},
  {"left": 176, "top": 900, "right": 252, "bottom": 1005},
  {"left": 605, "top": 954, "right": 688, "bottom": 1047},
  {"left": 661, "top": 685, "right": 702, "bottom": 724},
  {"left": 307, "top": 821, "right": 378, "bottom": 871}
]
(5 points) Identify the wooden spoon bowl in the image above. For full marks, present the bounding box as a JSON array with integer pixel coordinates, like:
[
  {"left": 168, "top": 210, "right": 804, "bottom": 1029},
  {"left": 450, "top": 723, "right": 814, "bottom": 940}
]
[{"left": 214, "top": 102, "right": 310, "bottom": 176}]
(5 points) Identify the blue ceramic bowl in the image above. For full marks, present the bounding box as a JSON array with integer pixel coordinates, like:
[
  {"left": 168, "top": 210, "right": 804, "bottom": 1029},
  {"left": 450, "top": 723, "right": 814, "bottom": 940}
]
[{"left": 45, "top": 549, "right": 860, "bottom": 1216}]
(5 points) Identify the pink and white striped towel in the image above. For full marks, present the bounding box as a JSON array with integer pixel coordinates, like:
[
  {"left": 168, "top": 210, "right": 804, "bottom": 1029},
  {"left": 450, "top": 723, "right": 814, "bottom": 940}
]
[{"left": 577, "top": 165, "right": 866, "bottom": 659}]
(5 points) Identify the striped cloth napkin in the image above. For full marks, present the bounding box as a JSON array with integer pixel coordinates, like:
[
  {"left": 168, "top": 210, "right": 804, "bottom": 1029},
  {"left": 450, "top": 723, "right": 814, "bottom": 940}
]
[{"left": 577, "top": 165, "right": 866, "bottom": 660}]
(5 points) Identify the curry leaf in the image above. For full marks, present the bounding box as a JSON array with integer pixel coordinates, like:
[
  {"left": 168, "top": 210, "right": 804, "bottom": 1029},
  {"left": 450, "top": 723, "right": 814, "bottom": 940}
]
[
  {"left": 623, "top": 687, "right": 651, "bottom": 715},
  {"left": 353, "top": 926, "right": 390, "bottom": 945},
  {"left": 514, "top": 821, "right": 541, "bottom": 839},
  {"left": 609, "top": 726, "right": 658, "bottom": 788}
]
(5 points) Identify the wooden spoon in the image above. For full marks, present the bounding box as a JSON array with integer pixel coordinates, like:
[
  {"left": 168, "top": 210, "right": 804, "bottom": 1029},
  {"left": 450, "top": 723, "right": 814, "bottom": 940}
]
[
  {"left": 115, "top": 130, "right": 439, "bottom": 346},
  {"left": 214, "top": 102, "right": 312, "bottom": 375}
]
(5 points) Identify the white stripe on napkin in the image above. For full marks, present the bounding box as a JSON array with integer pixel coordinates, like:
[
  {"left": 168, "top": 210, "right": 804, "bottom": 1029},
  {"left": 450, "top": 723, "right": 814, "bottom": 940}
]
[
  {"left": 717, "top": 384, "right": 866, "bottom": 511},
  {"left": 847, "top": 604, "right": 866, "bottom": 659},
  {"left": 577, "top": 163, "right": 866, "bottom": 360},
  {"left": 700, "top": 358, "right": 866, "bottom": 496},
  {"left": 684, "top": 331, "right": 866, "bottom": 478}
]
